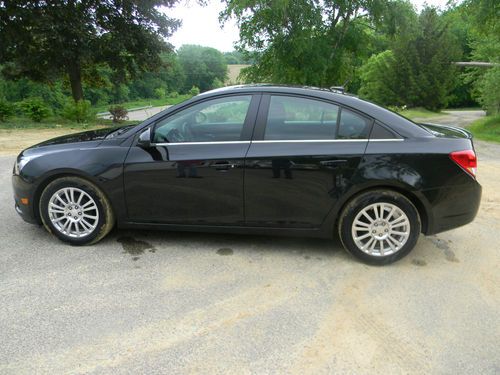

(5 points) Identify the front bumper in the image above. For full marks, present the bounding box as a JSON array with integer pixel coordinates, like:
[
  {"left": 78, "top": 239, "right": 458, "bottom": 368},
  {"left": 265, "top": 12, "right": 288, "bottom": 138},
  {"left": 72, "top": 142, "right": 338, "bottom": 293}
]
[{"left": 12, "top": 174, "right": 39, "bottom": 224}]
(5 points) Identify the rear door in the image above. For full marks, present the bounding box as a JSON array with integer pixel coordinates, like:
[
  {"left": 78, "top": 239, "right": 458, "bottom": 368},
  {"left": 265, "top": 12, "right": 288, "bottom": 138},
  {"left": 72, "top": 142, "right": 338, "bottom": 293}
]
[
  {"left": 244, "top": 94, "right": 372, "bottom": 228},
  {"left": 123, "top": 94, "right": 260, "bottom": 225}
]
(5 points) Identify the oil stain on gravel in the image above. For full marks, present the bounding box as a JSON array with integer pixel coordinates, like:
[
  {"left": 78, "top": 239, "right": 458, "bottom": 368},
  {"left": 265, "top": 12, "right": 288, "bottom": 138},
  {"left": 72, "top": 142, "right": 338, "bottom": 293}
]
[
  {"left": 117, "top": 236, "right": 157, "bottom": 261},
  {"left": 430, "top": 236, "right": 460, "bottom": 263},
  {"left": 216, "top": 248, "right": 233, "bottom": 256},
  {"left": 411, "top": 259, "right": 427, "bottom": 266}
]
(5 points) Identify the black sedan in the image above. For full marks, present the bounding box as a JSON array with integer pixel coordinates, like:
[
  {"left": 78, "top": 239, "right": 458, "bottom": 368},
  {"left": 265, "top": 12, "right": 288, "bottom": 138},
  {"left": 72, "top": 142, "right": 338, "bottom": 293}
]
[{"left": 12, "top": 85, "right": 481, "bottom": 264}]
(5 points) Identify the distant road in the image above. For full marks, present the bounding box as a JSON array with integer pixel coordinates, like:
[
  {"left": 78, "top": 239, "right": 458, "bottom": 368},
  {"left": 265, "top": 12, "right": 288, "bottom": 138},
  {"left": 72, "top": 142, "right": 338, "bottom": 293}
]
[
  {"left": 413, "top": 109, "right": 486, "bottom": 128},
  {"left": 99, "top": 105, "right": 171, "bottom": 121}
]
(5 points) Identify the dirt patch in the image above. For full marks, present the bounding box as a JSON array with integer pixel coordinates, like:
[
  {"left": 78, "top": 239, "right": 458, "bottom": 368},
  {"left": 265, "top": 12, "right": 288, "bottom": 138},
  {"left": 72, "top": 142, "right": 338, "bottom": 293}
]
[{"left": 0, "top": 128, "right": 99, "bottom": 155}]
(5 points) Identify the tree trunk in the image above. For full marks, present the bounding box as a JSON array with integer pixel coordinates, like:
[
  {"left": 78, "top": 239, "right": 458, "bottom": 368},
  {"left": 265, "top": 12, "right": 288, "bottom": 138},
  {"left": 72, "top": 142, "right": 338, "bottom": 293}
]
[{"left": 68, "top": 62, "right": 84, "bottom": 102}]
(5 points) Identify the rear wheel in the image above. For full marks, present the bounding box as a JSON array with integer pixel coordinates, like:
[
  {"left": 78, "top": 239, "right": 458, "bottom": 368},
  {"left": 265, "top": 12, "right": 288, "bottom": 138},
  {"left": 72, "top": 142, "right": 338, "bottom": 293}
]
[
  {"left": 338, "top": 190, "right": 421, "bottom": 265},
  {"left": 39, "top": 177, "right": 114, "bottom": 245}
]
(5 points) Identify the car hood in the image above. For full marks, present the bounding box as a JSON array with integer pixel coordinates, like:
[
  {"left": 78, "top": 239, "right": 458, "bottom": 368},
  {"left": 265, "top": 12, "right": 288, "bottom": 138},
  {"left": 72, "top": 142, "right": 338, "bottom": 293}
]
[
  {"left": 20, "top": 128, "right": 114, "bottom": 158},
  {"left": 34, "top": 128, "right": 113, "bottom": 147}
]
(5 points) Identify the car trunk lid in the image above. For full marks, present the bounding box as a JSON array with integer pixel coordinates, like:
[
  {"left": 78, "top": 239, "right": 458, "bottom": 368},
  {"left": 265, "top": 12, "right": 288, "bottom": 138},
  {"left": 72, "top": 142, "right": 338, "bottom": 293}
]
[{"left": 418, "top": 123, "right": 473, "bottom": 139}]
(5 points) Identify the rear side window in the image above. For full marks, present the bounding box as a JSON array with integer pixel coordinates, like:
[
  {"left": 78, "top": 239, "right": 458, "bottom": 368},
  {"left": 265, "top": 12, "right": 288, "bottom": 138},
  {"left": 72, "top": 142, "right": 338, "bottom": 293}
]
[
  {"left": 264, "top": 95, "right": 372, "bottom": 140},
  {"left": 264, "top": 96, "right": 339, "bottom": 140}
]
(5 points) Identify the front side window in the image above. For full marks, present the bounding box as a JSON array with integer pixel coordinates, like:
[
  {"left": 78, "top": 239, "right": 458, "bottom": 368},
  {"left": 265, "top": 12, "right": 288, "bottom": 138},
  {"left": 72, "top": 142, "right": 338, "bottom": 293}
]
[
  {"left": 264, "top": 96, "right": 339, "bottom": 140},
  {"left": 154, "top": 95, "right": 252, "bottom": 143}
]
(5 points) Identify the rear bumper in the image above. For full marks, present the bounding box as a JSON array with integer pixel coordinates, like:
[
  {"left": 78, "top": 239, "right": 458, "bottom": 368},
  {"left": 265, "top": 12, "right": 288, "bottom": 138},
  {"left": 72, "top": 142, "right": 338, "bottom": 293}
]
[
  {"left": 422, "top": 179, "right": 481, "bottom": 235},
  {"left": 12, "top": 174, "right": 39, "bottom": 224}
]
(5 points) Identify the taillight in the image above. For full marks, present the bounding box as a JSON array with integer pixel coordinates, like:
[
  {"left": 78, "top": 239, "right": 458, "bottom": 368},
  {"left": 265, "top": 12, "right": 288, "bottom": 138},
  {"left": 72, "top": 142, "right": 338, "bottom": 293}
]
[{"left": 450, "top": 150, "right": 477, "bottom": 178}]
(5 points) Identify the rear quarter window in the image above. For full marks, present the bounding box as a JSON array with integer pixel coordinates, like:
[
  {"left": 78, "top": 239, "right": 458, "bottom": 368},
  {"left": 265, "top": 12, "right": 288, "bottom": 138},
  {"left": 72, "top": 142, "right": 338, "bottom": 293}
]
[
  {"left": 337, "top": 109, "right": 372, "bottom": 139},
  {"left": 370, "top": 121, "right": 400, "bottom": 139}
]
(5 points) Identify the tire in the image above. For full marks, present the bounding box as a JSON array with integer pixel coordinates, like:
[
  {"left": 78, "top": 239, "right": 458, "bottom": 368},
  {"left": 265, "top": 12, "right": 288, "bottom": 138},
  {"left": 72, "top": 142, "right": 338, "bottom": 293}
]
[
  {"left": 39, "top": 176, "right": 115, "bottom": 245},
  {"left": 338, "top": 189, "right": 421, "bottom": 265}
]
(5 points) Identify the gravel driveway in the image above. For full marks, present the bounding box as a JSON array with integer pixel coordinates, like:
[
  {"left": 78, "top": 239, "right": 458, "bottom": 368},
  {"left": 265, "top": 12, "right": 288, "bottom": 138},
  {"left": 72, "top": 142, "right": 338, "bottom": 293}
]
[{"left": 0, "top": 112, "right": 498, "bottom": 374}]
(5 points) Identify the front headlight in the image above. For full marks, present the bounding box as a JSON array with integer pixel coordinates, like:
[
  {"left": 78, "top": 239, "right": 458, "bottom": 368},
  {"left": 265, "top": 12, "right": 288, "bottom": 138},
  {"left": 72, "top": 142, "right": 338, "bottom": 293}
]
[{"left": 13, "top": 156, "right": 33, "bottom": 175}]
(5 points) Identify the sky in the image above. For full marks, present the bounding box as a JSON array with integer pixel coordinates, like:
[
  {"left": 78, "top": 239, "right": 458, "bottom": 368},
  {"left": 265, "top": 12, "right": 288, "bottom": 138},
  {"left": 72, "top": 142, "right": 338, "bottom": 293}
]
[{"left": 164, "top": 0, "right": 455, "bottom": 53}]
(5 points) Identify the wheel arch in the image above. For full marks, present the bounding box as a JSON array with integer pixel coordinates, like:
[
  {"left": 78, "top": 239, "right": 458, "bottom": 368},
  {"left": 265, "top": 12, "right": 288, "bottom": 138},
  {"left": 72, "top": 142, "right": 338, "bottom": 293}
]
[
  {"left": 33, "top": 171, "right": 115, "bottom": 224},
  {"left": 327, "top": 183, "right": 432, "bottom": 236}
]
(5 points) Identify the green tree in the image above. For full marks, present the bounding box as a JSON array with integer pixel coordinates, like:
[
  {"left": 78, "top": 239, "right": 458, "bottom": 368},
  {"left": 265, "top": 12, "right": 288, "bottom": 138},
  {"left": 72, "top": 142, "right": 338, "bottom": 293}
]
[
  {"left": 358, "top": 50, "right": 397, "bottom": 106},
  {"left": 223, "top": 51, "right": 247, "bottom": 64},
  {"left": 221, "top": 0, "right": 395, "bottom": 87},
  {"left": 391, "top": 8, "right": 460, "bottom": 110},
  {"left": 0, "top": 1, "right": 180, "bottom": 102},
  {"left": 178, "top": 45, "right": 227, "bottom": 92},
  {"left": 463, "top": 0, "right": 500, "bottom": 113}
]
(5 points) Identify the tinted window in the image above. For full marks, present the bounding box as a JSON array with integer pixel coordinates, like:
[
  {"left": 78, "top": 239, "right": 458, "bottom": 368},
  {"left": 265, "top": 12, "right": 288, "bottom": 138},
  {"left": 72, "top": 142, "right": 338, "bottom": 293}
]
[
  {"left": 370, "top": 121, "right": 398, "bottom": 139},
  {"left": 154, "top": 95, "right": 252, "bottom": 143},
  {"left": 337, "top": 109, "right": 372, "bottom": 139},
  {"left": 264, "top": 96, "right": 339, "bottom": 140}
]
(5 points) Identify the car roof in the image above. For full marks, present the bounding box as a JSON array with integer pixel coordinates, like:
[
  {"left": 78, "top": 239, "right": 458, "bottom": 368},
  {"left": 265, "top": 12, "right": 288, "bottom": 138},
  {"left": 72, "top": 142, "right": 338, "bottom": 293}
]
[{"left": 198, "top": 85, "right": 431, "bottom": 138}]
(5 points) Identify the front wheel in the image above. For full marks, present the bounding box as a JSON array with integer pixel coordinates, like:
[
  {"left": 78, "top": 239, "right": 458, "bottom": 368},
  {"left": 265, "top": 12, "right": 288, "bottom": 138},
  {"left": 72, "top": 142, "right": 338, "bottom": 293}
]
[
  {"left": 39, "top": 176, "right": 115, "bottom": 245},
  {"left": 338, "top": 190, "right": 421, "bottom": 265}
]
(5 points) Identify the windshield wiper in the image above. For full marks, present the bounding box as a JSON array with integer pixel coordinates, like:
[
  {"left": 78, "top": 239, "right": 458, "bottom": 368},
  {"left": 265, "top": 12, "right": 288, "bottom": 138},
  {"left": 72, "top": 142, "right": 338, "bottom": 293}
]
[{"left": 105, "top": 125, "right": 135, "bottom": 139}]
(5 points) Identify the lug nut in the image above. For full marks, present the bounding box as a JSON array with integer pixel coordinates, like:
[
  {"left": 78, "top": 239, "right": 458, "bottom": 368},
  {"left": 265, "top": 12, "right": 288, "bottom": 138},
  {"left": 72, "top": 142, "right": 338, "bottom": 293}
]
[
  {"left": 385, "top": 229, "right": 388, "bottom": 232},
  {"left": 78, "top": 212, "right": 82, "bottom": 215}
]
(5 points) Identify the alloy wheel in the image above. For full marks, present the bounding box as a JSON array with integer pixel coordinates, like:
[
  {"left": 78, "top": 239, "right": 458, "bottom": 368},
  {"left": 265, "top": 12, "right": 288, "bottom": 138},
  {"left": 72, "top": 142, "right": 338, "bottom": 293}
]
[
  {"left": 48, "top": 187, "right": 99, "bottom": 238},
  {"left": 351, "top": 202, "right": 410, "bottom": 256}
]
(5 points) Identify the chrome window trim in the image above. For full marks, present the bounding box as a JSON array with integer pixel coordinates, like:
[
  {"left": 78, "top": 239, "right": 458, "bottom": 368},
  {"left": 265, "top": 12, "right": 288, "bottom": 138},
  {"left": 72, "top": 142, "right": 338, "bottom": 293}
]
[
  {"left": 252, "top": 139, "right": 404, "bottom": 143},
  {"left": 151, "top": 139, "right": 404, "bottom": 146},
  {"left": 252, "top": 139, "right": 365, "bottom": 143},
  {"left": 153, "top": 141, "right": 252, "bottom": 146}
]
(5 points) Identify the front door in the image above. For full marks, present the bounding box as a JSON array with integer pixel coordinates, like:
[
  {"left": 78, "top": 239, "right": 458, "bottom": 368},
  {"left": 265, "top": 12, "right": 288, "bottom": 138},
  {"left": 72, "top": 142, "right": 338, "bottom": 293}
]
[
  {"left": 123, "top": 94, "right": 260, "bottom": 225},
  {"left": 244, "top": 94, "right": 372, "bottom": 228}
]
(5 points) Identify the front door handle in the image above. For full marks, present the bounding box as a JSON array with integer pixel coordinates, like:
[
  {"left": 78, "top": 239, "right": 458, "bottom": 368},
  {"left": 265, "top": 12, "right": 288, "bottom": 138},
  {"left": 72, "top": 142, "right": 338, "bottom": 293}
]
[{"left": 320, "top": 160, "right": 347, "bottom": 167}]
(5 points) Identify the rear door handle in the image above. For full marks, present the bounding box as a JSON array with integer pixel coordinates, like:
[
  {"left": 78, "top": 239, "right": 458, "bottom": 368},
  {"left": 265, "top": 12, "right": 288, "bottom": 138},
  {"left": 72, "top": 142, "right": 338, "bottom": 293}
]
[
  {"left": 210, "top": 161, "right": 235, "bottom": 170},
  {"left": 320, "top": 160, "right": 347, "bottom": 167}
]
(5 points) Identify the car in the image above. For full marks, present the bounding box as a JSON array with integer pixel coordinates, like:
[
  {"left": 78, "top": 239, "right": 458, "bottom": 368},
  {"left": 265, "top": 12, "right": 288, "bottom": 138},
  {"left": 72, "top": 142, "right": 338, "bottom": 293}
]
[{"left": 12, "top": 85, "right": 481, "bottom": 264}]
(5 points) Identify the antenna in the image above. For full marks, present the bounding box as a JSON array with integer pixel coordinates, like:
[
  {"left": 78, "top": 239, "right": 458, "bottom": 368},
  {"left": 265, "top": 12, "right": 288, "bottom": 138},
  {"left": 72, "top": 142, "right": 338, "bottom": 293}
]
[{"left": 329, "top": 86, "right": 345, "bottom": 94}]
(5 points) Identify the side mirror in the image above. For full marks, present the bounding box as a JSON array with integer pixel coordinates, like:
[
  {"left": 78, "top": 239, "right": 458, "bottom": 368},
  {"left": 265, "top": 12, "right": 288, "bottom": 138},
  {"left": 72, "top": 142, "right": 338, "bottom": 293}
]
[{"left": 138, "top": 128, "right": 152, "bottom": 148}]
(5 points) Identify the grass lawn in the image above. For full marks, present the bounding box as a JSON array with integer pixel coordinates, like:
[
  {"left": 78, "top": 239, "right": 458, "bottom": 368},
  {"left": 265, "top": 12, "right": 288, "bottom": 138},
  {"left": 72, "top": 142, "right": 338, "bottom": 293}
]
[
  {"left": 467, "top": 115, "right": 500, "bottom": 143},
  {"left": 396, "top": 107, "right": 446, "bottom": 120},
  {"left": 94, "top": 94, "right": 192, "bottom": 113}
]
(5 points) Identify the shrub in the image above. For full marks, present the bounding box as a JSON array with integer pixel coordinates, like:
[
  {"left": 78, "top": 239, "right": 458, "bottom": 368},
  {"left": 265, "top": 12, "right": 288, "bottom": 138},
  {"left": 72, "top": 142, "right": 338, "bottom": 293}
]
[
  {"left": 153, "top": 87, "right": 166, "bottom": 99},
  {"left": 169, "top": 91, "right": 179, "bottom": 98},
  {"left": 62, "top": 100, "right": 95, "bottom": 123},
  {"left": 18, "top": 98, "right": 51, "bottom": 122},
  {"left": 108, "top": 105, "right": 129, "bottom": 123},
  {"left": 211, "top": 78, "right": 224, "bottom": 89},
  {"left": 0, "top": 100, "right": 14, "bottom": 122},
  {"left": 188, "top": 86, "right": 200, "bottom": 96}
]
